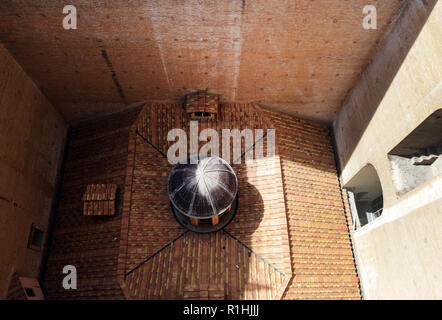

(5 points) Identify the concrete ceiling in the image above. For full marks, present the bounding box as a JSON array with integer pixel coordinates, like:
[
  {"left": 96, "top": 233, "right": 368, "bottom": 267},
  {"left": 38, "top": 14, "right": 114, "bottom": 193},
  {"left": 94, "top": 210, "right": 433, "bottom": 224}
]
[
  {"left": 345, "top": 164, "right": 383, "bottom": 201},
  {"left": 0, "top": 0, "right": 405, "bottom": 123}
]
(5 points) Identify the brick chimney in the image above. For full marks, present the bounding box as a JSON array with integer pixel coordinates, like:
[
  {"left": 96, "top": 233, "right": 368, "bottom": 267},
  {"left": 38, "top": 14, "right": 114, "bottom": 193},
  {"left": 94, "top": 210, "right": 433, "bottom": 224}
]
[{"left": 185, "top": 90, "right": 220, "bottom": 120}]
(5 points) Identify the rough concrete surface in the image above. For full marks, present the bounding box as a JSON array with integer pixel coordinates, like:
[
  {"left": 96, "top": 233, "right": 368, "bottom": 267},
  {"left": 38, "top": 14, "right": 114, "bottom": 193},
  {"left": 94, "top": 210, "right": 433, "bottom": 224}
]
[{"left": 333, "top": 0, "right": 441, "bottom": 299}]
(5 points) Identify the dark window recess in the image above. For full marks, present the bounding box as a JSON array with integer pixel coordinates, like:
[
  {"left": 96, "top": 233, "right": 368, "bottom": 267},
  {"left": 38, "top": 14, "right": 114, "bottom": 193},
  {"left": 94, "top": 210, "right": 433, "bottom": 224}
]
[
  {"left": 194, "top": 112, "right": 212, "bottom": 118},
  {"left": 388, "top": 109, "right": 442, "bottom": 196},
  {"left": 198, "top": 218, "right": 213, "bottom": 226},
  {"left": 27, "top": 224, "right": 44, "bottom": 250},
  {"left": 24, "top": 288, "right": 36, "bottom": 297},
  {"left": 344, "top": 164, "right": 384, "bottom": 229}
]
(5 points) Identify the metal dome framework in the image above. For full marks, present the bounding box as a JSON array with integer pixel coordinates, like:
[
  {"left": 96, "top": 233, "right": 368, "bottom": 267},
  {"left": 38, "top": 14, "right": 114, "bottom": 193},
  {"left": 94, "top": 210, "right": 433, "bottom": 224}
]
[
  {"left": 132, "top": 96, "right": 272, "bottom": 234},
  {"left": 168, "top": 154, "right": 238, "bottom": 233}
]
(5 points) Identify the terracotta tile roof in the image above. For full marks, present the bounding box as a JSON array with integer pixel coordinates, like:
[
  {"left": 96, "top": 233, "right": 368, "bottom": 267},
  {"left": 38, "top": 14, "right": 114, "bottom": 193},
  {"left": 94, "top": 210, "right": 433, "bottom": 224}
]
[
  {"left": 43, "top": 105, "right": 143, "bottom": 299},
  {"left": 44, "top": 99, "right": 360, "bottom": 300},
  {"left": 125, "top": 231, "right": 288, "bottom": 300},
  {"left": 118, "top": 129, "right": 184, "bottom": 273},
  {"left": 135, "top": 102, "right": 269, "bottom": 157},
  {"left": 227, "top": 157, "right": 291, "bottom": 275},
  {"left": 263, "top": 109, "right": 360, "bottom": 299},
  {"left": 116, "top": 101, "right": 292, "bottom": 299}
]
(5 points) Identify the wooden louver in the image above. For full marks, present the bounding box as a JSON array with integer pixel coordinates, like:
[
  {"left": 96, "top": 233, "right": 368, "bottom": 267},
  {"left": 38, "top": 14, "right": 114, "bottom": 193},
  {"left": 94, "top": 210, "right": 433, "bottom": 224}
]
[{"left": 83, "top": 184, "right": 117, "bottom": 216}]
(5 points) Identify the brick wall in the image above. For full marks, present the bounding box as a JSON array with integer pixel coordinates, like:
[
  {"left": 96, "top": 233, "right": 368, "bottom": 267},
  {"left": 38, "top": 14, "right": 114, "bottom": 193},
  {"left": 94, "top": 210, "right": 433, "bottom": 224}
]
[{"left": 0, "top": 44, "right": 67, "bottom": 298}]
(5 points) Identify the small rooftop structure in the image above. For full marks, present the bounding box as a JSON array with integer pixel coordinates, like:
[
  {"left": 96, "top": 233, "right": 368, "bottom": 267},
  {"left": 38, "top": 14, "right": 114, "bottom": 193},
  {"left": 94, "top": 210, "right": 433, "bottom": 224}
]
[
  {"left": 185, "top": 90, "right": 220, "bottom": 119},
  {"left": 168, "top": 155, "right": 238, "bottom": 232},
  {"left": 82, "top": 184, "right": 117, "bottom": 216}
]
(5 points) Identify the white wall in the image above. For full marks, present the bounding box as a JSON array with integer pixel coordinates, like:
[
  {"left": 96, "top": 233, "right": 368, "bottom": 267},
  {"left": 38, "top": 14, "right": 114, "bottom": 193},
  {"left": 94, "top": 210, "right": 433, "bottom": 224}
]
[{"left": 333, "top": 0, "right": 441, "bottom": 299}]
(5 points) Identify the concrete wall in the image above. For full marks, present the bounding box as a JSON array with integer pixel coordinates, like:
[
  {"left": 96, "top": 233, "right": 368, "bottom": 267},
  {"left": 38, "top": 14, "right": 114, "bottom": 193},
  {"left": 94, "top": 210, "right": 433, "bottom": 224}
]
[
  {"left": 389, "top": 154, "right": 438, "bottom": 196},
  {"left": 333, "top": 0, "right": 441, "bottom": 299},
  {"left": 0, "top": 44, "right": 67, "bottom": 298}
]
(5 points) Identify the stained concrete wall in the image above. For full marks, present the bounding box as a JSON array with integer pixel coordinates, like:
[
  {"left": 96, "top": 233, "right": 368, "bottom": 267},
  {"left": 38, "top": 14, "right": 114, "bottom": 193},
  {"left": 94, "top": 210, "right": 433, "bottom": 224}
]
[
  {"left": 333, "top": 0, "right": 441, "bottom": 299},
  {"left": 389, "top": 155, "right": 436, "bottom": 196},
  {"left": 0, "top": 44, "right": 67, "bottom": 298}
]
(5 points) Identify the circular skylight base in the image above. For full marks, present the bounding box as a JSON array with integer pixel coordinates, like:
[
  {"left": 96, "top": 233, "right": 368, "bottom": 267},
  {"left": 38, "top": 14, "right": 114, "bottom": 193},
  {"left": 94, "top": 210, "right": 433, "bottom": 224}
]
[{"left": 170, "top": 195, "right": 238, "bottom": 233}]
